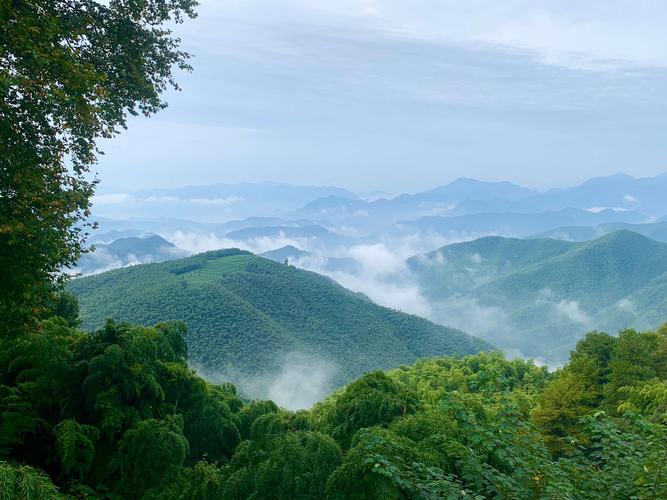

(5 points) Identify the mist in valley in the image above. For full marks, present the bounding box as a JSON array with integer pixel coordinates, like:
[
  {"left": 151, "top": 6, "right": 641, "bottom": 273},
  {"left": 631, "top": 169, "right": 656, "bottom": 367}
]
[
  {"left": 80, "top": 215, "right": 658, "bottom": 369},
  {"left": 192, "top": 352, "right": 338, "bottom": 410}
]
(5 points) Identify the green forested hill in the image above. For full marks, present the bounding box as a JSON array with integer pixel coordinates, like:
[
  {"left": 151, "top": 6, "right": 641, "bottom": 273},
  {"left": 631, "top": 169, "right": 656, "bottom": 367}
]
[
  {"left": 530, "top": 220, "right": 667, "bottom": 243},
  {"left": 476, "top": 231, "right": 667, "bottom": 309},
  {"left": 409, "top": 230, "right": 667, "bottom": 362},
  {"left": 69, "top": 249, "right": 489, "bottom": 388},
  {"left": 408, "top": 236, "right": 579, "bottom": 298}
]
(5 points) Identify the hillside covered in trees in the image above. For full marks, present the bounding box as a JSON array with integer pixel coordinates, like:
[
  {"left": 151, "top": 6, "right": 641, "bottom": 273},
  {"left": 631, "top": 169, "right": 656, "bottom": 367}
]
[
  {"left": 409, "top": 230, "right": 667, "bottom": 362},
  {"left": 69, "top": 249, "right": 489, "bottom": 391},
  {"left": 2, "top": 315, "right": 666, "bottom": 498}
]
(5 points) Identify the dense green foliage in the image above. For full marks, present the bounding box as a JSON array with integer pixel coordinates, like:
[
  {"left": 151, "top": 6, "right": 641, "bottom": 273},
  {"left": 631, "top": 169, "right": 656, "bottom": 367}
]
[
  {"left": 0, "top": 318, "right": 242, "bottom": 498},
  {"left": 2, "top": 313, "right": 666, "bottom": 498},
  {"left": 409, "top": 230, "right": 667, "bottom": 361},
  {"left": 0, "top": 0, "right": 196, "bottom": 336},
  {"left": 69, "top": 249, "right": 489, "bottom": 387}
]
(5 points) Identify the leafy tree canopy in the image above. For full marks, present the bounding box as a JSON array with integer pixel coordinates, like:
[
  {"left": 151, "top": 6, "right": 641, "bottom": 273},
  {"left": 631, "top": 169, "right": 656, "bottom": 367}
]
[
  {"left": 1, "top": 317, "right": 666, "bottom": 497},
  {"left": 0, "top": 0, "right": 197, "bottom": 335}
]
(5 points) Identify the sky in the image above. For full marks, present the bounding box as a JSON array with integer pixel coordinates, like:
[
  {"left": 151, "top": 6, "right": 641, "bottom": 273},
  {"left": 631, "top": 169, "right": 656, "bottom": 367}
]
[{"left": 96, "top": 0, "right": 667, "bottom": 194}]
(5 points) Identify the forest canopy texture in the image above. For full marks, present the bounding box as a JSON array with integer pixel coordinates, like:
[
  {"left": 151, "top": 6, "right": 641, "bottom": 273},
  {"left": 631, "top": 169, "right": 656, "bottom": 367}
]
[{"left": 1, "top": 316, "right": 666, "bottom": 498}]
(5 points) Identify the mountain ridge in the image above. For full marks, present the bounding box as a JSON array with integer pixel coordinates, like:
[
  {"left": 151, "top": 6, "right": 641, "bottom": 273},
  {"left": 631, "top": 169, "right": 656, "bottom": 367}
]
[
  {"left": 408, "top": 230, "right": 667, "bottom": 362},
  {"left": 70, "top": 248, "right": 490, "bottom": 391}
]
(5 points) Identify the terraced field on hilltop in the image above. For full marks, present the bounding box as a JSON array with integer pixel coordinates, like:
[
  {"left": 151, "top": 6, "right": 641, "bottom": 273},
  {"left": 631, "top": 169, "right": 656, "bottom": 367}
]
[{"left": 183, "top": 254, "right": 256, "bottom": 286}]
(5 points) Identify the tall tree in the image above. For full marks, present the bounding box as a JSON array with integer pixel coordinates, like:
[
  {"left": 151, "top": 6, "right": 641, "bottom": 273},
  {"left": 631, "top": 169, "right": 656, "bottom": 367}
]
[{"left": 0, "top": 0, "right": 197, "bottom": 336}]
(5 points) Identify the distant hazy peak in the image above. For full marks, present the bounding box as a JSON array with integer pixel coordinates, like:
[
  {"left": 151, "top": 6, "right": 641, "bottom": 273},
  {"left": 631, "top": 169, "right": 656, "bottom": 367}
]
[
  {"left": 581, "top": 172, "right": 635, "bottom": 184},
  {"left": 425, "top": 177, "right": 538, "bottom": 200}
]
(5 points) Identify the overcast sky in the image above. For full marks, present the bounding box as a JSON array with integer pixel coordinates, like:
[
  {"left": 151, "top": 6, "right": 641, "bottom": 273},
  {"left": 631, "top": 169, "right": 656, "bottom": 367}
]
[{"left": 96, "top": 0, "right": 667, "bottom": 193}]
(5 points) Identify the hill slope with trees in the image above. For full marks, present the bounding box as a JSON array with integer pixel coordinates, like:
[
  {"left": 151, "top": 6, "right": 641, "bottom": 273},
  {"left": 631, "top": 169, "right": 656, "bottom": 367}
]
[
  {"left": 409, "top": 230, "right": 667, "bottom": 362},
  {"left": 69, "top": 249, "right": 489, "bottom": 390}
]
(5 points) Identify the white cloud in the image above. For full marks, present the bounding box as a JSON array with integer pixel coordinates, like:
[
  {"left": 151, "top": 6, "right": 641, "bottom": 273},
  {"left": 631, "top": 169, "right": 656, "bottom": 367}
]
[
  {"left": 615, "top": 298, "right": 636, "bottom": 313},
  {"left": 264, "top": 352, "right": 338, "bottom": 410},
  {"left": 555, "top": 299, "right": 591, "bottom": 325},
  {"left": 162, "top": 230, "right": 328, "bottom": 256},
  {"left": 196, "top": 1, "right": 667, "bottom": 70},
  {"left": 193, "top": 351, "right": 337, "bottom": 410},
  {"left": 623, "top": 194, "right": 637, "bottom": 203},
  {"left": 469, "top": 252, "right": 482, "bottom": 264},
  {"left": 262, "top": 230, "right": 489, "bottom": 320},
  {"left": 503, "top": 347, "right": 561, "bottom": 371},
  {"left": 328, "top": 270, "right": 433, "bottom": 318},
  {"left": 430, "top": 295, "right": 508, "bottom": 340},
  {"left": 164, "top": 231, "right": 240, "bottom": 254},
  {"left": 76, "top": 245, "right": 187, "bottom": 276},
  {"left": 346, "top": 243, "right": 407, "bottom": 275},
  {"left": 280, "top": 239, "right": 442, "bottom": 318},
  {"left": 585, "top": 206, "right": 629, "bottom": 213}
]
